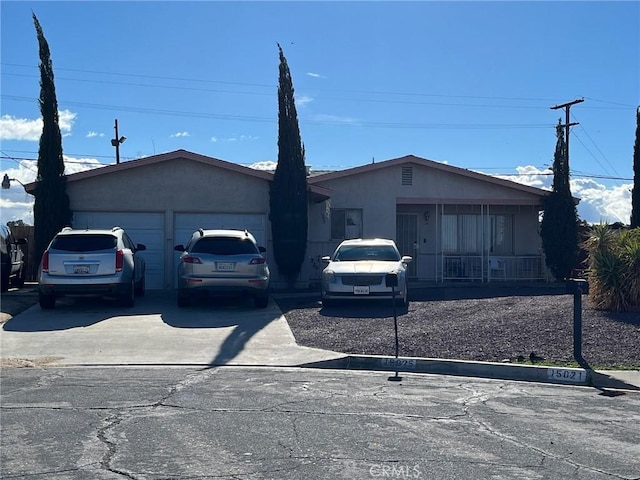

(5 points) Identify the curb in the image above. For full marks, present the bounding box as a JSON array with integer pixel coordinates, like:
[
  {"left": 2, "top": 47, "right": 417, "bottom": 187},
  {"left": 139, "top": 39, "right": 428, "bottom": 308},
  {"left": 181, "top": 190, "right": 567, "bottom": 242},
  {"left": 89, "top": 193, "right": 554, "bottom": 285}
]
[{"left": 301, "top": 354, "right": 640, "bottom": 391}]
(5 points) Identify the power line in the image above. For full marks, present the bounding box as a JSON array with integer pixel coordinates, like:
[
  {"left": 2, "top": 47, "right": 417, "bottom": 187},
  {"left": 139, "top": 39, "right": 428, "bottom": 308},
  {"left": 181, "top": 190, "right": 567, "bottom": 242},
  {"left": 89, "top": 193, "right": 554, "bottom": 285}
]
[
  {"left": 4, "top": 63, "right": 636, "bottom": 109},
  {"left": 1, "top": 94, "right": 554, "bottom": 130}
]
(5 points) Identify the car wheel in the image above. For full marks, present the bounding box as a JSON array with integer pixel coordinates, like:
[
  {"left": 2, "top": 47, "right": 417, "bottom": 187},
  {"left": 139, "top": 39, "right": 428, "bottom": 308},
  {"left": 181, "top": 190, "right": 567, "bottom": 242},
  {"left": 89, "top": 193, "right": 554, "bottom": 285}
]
[
  {"left": 177, "top": 291, "right": 191, "bottom": 308},
  {"left": 39, "top": 291, "right": 56, "bottom": 309},
  {"left": 397, "top": 286, "right": 409, "bottom": 309},
  {"left": 254, "top": 295, "right": 269, "bottom": 308},
  {"left": 135, "top": 275, "right": 145, "bottom": 297},
  {"left": 321, "top": 295, "right": 336, "bottom": 308},
  {"left": 119, "top": 280, "right": 135, "bottom": 307},
  {"left": 0, "top": 264, "right": 9, "bottom": 292},
  {"left": 12, "top": 265, "right": 25, "bottom": 288}
]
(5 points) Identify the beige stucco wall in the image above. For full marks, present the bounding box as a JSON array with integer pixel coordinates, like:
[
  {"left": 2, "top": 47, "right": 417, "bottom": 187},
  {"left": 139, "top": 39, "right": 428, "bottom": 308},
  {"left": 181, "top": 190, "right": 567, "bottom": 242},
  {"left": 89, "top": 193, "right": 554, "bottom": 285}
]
[{"left": 66, "top": 158, "right": 270, "bottom": 213}]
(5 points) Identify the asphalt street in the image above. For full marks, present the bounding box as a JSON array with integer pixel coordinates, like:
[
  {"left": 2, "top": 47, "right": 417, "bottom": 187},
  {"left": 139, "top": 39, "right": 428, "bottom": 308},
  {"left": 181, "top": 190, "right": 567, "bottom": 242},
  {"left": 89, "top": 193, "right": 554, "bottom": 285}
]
[{"left": 2, "top": 366, "right": 639, "bottom": 480}]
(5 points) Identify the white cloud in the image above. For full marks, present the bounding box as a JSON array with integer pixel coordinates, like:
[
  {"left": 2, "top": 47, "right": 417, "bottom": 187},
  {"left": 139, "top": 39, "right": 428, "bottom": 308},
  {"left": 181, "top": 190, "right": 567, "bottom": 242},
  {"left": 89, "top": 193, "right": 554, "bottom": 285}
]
[
  {"left": 0, "top": 110, "right": 76, "bottom": 141},
  {"left": 250, "top": 161, "right": 277, "bottom": 171},
  {"left": 170, "top": 131, "right": 190, "bottom": 138},
  {"left": 211, "top": 136, "right": 218, "bottom": 142},
  {"left": 307, "top": 72, "right": 324, "bottom": 79},
  {"left": 493, "top": 165, "right": 632, "bottom": 225},
  {"left": 295, "top": 95, "right": 313, "bottom": 107},
  {"left": 312, "top": 113, "right": 358, "bottom": 124},
  {"left": 86, "top": 131, "right": 105, "bottom": 138},
  {"left": 0, "top": 155, "right": 104, "bottom": 226}
]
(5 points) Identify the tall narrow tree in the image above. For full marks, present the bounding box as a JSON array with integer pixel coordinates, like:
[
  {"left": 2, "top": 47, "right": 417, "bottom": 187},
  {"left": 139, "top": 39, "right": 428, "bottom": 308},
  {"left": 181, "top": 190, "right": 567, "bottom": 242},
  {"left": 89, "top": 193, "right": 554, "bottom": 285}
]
[
  {"left": 631, "top": 106, "right": 640, "bottom": 228},
  {"left": 32, "top": 13, "right": 72, "bottom": 265},
  {"left": 269, "top": 44, "right": 308, "bottom": 286},
  {"left": 540, "top": 120, "right": 579, "bottom": 280}
]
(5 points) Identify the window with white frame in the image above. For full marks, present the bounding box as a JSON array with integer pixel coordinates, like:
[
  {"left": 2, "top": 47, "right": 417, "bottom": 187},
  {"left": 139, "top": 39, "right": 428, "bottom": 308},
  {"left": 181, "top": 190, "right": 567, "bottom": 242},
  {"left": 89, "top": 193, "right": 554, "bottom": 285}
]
[
  {"left": 331, "top": 209, "right": 363, "bottom": 239},
  {"left": 441, "top": 214, "right": 513, "bottom": 254}
]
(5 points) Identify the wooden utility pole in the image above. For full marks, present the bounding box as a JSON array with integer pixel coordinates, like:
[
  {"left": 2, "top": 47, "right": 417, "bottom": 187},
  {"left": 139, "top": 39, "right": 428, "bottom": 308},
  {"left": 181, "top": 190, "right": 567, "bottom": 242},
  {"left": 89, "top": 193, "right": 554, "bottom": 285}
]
[
  {"left": 551, "top": 98, "right": 584, "bottom": 168},
  {"left": 111, "top": 119, "right": 126, "bottom": 164}
]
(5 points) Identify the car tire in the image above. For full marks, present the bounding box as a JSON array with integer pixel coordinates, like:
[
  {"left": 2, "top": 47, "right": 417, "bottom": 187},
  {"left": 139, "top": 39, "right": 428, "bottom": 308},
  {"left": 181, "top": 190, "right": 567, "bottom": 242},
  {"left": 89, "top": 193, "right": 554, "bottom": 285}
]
[
  {"left": 321, "top": 296, "right": 336, "bottom": 308},
  {"left": 254, "top": 295, "right": 269, "bottom": 308},
  {"left": 0, "top": 264, "right": 9, "bottom": 292},
  {"left": 135, "top": 275, "right": 145, "bottom": 297},
  {"left": 119, "top": 280, "right": 135, "bottom": 307},
  {"left": 12, "top": 265, "right": 25, "bottom": 288},
  {"left": 397, "top": 286, "right": 409, "bottom": 310},
  {"left": 177, "top": 291, "right": 191, "bottom": 308},
  {"left": 39, "top": 291, "right": 56, "bottom": 309}
]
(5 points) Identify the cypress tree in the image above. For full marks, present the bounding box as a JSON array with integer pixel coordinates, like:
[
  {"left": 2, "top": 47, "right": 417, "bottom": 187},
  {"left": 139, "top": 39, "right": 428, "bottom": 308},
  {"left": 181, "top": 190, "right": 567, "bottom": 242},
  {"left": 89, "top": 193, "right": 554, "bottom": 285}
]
[
  {"left": 631, "top": 106, "right": 640, "bottom": 228},
  {"left": 540, "top": 120, "right": 579, "bottom": 280},
  {"left": 32, "top": 13, "right": 72, "bottom": 266},
  {"left": 269, "top": 44, "right": 308, "bottom": 287}
]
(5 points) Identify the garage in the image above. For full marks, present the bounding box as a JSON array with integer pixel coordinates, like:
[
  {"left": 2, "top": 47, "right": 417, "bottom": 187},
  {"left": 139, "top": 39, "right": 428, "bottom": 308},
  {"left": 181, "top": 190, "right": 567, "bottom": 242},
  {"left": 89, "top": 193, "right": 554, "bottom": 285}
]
[{"left": 72, "top": 212, "right": 165, "bottom": 290}]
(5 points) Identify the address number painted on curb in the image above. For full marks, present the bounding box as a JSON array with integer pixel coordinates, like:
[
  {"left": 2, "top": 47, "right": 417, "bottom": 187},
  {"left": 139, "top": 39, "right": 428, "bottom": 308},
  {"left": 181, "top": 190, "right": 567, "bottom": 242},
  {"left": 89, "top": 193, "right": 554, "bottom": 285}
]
[
  {"left": 547, "top": 368, "right": 587, "bottom": 382},
  {"left": 380, "top": 358, "right": 417, "bottom": 369}
]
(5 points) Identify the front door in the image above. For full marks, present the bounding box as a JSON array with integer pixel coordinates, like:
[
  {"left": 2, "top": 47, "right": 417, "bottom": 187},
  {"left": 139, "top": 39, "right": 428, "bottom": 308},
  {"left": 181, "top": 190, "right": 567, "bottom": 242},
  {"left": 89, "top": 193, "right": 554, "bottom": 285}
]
[{"left": 396, "top": 213, "right": 418, "bottom": 278}]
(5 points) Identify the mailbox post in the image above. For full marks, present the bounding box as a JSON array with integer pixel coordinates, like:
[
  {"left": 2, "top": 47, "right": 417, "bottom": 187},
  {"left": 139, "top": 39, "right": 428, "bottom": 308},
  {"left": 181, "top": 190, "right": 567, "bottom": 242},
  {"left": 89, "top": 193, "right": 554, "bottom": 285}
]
[
  {"left": 566, "top": 278, "right": 589, "bottom": 366},
  {"left": 385, "top": 272, "right": 402, "bottom": 381}
]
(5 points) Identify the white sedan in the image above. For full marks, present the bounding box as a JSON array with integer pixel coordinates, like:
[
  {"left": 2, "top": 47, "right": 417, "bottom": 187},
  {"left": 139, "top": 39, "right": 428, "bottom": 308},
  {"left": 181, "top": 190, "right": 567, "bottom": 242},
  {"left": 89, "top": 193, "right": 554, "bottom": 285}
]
[{"left": 321, "top": 238, "right": 412, "bottom": 307}]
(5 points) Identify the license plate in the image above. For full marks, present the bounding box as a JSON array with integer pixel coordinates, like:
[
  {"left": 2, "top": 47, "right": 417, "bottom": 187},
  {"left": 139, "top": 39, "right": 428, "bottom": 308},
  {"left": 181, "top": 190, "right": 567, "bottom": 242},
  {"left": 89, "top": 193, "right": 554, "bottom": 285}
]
[
  {"left": 74, "top": 265, "right": 90, "bottom": 274},
  {"left": 216, "top": 262, "right": 235, "bottom": 271},
  {"left": 353, "top": 286, "right": 370, "bottom": 295}
]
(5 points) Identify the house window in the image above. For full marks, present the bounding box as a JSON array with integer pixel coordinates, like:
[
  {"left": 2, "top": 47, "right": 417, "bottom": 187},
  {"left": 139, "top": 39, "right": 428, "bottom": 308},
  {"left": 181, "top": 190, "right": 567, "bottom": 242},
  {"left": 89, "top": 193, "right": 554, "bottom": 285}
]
[
  {"left": 331, "top": 209, "right": 363, "bottom": 239},
  {"left": 441, "top": 214, "right": 513, "bottom": 254},
  {"left": 401, "top": 166, "right": 413, "bottom": 186},
  {"left": 489, "top": 214, "right": 514, "bottom": 254}
]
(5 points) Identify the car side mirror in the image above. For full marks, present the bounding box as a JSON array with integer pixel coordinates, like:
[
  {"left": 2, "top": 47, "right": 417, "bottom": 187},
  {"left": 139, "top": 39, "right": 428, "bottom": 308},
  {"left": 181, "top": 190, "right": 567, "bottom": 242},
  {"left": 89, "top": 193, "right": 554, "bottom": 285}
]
[
  {"left": 401, "top": 256, "right": 412, "bottom": 264},
  {"left": 174, "top": 245, "right": 186, "bottom": 252},
  {"left": 258, "top": 246, "right": 266, "bottom": 253},
  {"left": 321, "top": 256, "right": 331, "bottom": 263},
  {"left": 136, "top": 243, "right": 147, "bottom": 251},
  {"left": 16, "top": 238, "right": 27, "bottom": 245}
]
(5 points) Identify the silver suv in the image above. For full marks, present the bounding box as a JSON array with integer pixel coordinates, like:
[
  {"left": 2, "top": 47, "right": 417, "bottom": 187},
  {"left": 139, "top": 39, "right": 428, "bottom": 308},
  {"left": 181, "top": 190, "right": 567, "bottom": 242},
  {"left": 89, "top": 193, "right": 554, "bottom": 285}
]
[
  {"left": 174, "top": 229, "right": 270, "bottom": 308},
  {"left": 38, "top": 227, "right": 147, "bottom": 309}
]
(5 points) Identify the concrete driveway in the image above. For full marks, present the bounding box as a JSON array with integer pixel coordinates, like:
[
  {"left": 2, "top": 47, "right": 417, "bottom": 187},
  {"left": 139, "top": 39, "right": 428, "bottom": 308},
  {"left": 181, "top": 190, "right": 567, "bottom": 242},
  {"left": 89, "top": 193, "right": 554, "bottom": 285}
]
[{"left": 0, "top": 290, "right": 343, "bottom": 367}]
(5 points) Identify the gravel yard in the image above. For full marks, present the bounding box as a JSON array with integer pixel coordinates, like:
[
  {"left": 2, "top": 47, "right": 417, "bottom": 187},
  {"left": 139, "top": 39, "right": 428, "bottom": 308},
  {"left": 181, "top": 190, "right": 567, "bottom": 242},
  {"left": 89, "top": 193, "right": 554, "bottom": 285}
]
[{"left": 276, "top": 284, "right": 640, "bottom": 369}]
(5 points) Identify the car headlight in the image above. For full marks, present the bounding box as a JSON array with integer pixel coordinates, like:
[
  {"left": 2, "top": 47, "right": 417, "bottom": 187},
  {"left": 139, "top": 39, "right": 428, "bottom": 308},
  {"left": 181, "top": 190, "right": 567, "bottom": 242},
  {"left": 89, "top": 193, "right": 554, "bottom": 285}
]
[{"left": 323, "top": 269, "right": 336, "bottom": 283}]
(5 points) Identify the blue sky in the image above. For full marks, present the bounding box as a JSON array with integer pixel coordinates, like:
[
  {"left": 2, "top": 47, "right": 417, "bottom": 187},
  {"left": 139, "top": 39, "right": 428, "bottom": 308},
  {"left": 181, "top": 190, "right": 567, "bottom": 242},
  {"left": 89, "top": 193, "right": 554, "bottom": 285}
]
[{"left": 1, "top": 1, "right": 638, "bottom": 226}]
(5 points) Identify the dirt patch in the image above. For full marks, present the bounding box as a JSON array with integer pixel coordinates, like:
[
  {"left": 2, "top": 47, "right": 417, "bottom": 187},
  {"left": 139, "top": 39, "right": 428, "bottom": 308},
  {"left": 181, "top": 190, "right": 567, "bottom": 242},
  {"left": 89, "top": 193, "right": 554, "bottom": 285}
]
[
  {"left": 1, "top": 356, "right": 65, "bottom": 368},
  {"left": 276, "top": 285, "right": 640, "bottom": 369}
]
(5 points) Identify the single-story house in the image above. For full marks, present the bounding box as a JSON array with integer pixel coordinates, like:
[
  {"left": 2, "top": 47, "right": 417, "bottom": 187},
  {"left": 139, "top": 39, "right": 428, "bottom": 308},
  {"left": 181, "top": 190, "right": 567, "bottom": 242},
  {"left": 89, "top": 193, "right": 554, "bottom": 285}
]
[{"left": 26, "top": 149, "right": 566, "bottom": 289}]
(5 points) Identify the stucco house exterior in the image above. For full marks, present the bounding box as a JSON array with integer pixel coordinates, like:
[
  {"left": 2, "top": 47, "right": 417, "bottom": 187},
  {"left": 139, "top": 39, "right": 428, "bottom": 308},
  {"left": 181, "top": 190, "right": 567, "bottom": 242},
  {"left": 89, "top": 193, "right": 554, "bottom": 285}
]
[{"left": 26, "top": 149, "right": 560, "bottom": 290}]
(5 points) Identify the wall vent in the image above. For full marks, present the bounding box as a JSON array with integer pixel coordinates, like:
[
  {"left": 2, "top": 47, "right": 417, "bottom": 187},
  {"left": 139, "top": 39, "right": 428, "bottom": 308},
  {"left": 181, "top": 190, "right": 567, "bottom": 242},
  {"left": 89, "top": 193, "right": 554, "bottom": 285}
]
[{"left": 401, "top": 166, "right": 413, "bottom": 186}]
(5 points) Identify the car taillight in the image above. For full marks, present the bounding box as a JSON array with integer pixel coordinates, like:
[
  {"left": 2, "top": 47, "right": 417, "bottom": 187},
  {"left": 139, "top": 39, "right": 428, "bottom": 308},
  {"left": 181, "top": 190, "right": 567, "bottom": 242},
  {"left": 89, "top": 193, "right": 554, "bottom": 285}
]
[
  {"left": 250, "top": 257, "right": 266, "bottom": 265},
  {"left": 41, "top": 251, "right": 49, "bottom": 272},
  {"left": 183, "top": 256, "right": 202, "bottom": 264},
  {"left": 116, "top": 249, "right": 124, "bottom": 271}
]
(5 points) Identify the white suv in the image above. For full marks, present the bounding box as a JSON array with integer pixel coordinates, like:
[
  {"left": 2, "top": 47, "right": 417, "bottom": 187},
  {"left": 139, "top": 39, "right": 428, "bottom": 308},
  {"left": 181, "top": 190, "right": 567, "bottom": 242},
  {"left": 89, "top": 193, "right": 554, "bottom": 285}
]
[{"left": 38, "top": 227, "right": 147, "bottom": 309}]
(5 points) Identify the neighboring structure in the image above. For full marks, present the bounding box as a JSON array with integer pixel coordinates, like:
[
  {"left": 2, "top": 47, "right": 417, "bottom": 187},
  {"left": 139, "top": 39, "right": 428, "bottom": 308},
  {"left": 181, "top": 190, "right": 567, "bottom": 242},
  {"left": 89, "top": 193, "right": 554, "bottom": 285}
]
[{"left": 25, "top": 150, "right": 564, "bottom": 290}]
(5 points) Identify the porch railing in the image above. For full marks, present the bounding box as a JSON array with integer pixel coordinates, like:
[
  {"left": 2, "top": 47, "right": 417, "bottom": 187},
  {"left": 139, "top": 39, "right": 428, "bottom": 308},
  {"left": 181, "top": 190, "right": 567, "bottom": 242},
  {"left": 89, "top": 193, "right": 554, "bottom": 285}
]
[{"left": 442, "top": 255, "right": 546, "bottom": 282}]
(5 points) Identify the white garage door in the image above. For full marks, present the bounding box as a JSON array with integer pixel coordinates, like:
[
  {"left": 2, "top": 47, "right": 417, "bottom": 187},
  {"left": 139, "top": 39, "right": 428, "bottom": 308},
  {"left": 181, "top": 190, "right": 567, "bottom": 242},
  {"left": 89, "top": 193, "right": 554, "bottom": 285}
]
[
  {"left": 73, "top": 212, "right": 165, "bottom": 290},
  {"left": 173, "top": 213, "right": 267, "bottom": 288}
]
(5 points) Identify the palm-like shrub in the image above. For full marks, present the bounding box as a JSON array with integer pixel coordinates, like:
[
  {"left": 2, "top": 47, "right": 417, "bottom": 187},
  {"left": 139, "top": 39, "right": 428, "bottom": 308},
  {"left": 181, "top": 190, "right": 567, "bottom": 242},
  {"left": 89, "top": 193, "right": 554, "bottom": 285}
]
[{"left": 584, "top": 224, "right": 640, "bottom": 312}]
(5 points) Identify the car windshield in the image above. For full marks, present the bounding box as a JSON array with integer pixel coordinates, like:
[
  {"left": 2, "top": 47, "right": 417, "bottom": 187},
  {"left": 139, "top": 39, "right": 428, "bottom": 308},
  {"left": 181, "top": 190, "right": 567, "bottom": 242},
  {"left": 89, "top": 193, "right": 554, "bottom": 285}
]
[
  {"left": 334, "top": 245, "right": 400, "bottom": 262},
  {"left": 50, "top": 234, "right": 117, "bottom": 252},
  {"left": 191, "top": 237, "right": 259, "bottom": 255}
]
